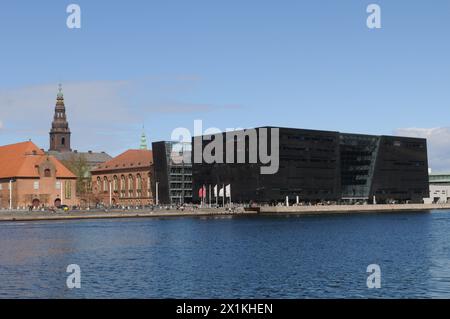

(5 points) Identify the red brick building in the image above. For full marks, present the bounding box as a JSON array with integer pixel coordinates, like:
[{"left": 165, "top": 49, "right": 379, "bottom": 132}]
[
  {"left": 0, "top": 141, "right": 78, "bottom": 209},
  {"left": 91, "top": 150, "right": 154, "bottom": 207}
]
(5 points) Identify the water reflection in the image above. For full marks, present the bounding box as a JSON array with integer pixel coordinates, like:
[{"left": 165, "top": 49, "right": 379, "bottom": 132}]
[{"left": 0, "top": 212, "right": 449, "bottom": 298}]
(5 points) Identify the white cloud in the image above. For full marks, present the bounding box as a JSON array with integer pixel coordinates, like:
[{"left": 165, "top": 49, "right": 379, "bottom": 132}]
[
  {"left": 0, "top": 80, "right": 137, "bottom": 154},
  {"left": 144, "top": 102, "right": 243, "bottom": 113},
  {"left": 0, "top": 78, "right": 241, "bottom": 156},
  {"left": 394, "top": 127, "right": 450, "bottom": 172}
]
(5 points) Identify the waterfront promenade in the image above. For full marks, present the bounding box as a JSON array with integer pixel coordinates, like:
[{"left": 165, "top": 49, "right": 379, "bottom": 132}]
[
  {"left": 1, "top": 203, "right": 450, "bottom": 222},
  {"left": 259, "top": 203, "right": 450, "bottom": 214},
  {"left": 0, "top": 207, "right": 253, "bottom": 222}
]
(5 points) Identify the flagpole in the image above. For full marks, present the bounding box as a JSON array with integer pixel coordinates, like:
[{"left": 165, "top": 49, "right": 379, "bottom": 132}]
[
  {"left": 200, "top": 185, "right": 205, "bottom": 208},
  {"left": 222, "top": 184, "right": 225, "bottom": 208},
  {"left": 109, "top": 181, "right": 112, "bottom": 207},
  {"left": 216, "top": 185, "right": 218, "bottom": 207},
  {"left": 208, "top": 185, "right": 211, "bottom": 208}
]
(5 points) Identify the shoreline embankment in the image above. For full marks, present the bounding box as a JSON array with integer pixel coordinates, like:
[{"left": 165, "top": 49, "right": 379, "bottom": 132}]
[
  {"left": 1, "top": 204, "right": 450, "bottom": 223},
  {"left": 258, "top": 203, "right": 450, "bottom": 215}
]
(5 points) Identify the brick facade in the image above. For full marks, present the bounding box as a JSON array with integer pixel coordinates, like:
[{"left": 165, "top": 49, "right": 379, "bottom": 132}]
[
  {"left": 0, "top": 142, "right": 78, "bottom": 209},
  {"left": 91, "top": 150, "right": 154, "bottom": 207}
]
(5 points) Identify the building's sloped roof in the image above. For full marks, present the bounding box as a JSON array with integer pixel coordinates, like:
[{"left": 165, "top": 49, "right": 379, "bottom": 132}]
[
  {"left": 92, "top": 149, "right": 153, "bottom": 173},
  {"left": 48, "top": 151, "right": 112, "bottom": 166},
  {"left": 0, "top": 141, "right": 76, "bottom": 179}
]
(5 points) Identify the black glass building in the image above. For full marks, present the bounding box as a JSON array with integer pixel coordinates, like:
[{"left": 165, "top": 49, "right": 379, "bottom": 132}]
[
  {"left": 192, "top": 127, "right": 429, "bottom": 204},
  {"left": 152, "top": 141, "right": 193, "bottom": 204}
]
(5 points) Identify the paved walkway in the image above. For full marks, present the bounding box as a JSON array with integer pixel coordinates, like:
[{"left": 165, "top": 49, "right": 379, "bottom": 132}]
[
  {"left": 259, "top": 203, "right": 450, "bottom": 214},
  {"left": 1, "top": 204, "right": 449, "bottom": 222},
  {"left": 0, "top": 208, "right": 253, "bottom": 222}
]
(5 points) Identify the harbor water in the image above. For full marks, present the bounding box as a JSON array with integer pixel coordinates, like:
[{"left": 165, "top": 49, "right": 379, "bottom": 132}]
[{"left": 1, "top": 211, "right": 450, "bottom": 298}]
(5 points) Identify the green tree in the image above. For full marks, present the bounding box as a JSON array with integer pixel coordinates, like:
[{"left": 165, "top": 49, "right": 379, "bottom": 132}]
[{"left": 62, "top": 154, "right": 90, "bottom": 197}]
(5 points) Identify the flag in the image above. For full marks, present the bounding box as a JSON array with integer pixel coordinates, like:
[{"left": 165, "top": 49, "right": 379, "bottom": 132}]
[
  {"left": 198, "top": 186, "right": 206, "bottom": 198},
  {"left": 219, "top": 186, "right": 224, "bottom": 197},
  {"left": 214, "top": 185, "right": 218, "bottom": 197},
  {"left": 225, "top": 184, "right": 231, "bottom": 198}
]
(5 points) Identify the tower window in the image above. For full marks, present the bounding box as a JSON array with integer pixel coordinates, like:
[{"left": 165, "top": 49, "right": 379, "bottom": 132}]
[
  {"left": 44, "top": 169, "right": 51, "bottom": 177},
  {"left": 62, "top": 137, "right": 65, "bottom": 145}
]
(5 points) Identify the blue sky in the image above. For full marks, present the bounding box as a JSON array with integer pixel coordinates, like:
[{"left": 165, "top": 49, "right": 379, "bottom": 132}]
[{"left": 1, "top": 1, "right": 450, "bottom": 169}]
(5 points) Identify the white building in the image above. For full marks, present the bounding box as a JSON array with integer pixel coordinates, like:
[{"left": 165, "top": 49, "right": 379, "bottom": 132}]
[{"left": 424, "top": 173, "right": 450, "bottom": 204}]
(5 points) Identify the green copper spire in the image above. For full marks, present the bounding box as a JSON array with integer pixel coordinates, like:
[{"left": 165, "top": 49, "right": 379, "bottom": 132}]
[
  {"left": 57, "top": 83, "right": 64, "bottom": 98},
  {"left": 140, "top": 127, "right": 148, "bottom": 150}
]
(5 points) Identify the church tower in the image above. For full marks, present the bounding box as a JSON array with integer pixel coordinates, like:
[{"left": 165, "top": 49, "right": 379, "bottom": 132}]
[{"left": 49, "top": 84, "right": 71, "bottom": 152}]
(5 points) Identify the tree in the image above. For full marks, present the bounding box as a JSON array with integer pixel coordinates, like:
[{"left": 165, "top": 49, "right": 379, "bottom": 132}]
[{"left": 61, "top": 154, "right": 91, "bottom": 202}]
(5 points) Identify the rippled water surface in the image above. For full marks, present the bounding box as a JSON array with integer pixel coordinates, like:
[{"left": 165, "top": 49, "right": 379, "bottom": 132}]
[{"left": 1, "top": 211, "right": 450, "bottom": 298}]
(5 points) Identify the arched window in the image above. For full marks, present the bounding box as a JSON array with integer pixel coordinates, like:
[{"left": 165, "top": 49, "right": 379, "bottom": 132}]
[
  {"left": 137, "top": 174, "right": 142, "bottom": 197},
  {"left": 97, "top": 177, "right": 101, "bottom": 191},
  {"left": 44, "top": 169, "right": 51, "bottom": 177},
  {"left": 113, "top": 175, "right": 118, "bottom": 192},
  {"left": 103, "top": 177, "right": 108, "bottom": 192},
  {"left": 121, "top": 175, "right": 126, "bottom": 197},
  {"left": 128, "top": 175, "right": 134, "bottom": 197},
  {"left": 61, "top": 137, "right": 65, "bottom": 146}
]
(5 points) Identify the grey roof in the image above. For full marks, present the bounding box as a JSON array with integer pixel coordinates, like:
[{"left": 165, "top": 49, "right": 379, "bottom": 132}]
[{"left": 47, "top": 150, "right": 112, "bottom": 168}]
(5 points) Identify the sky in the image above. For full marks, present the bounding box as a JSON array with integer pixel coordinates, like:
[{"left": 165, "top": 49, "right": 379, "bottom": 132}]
[{"left": 0, "top": 0, "right": 449, "bottom": 170}]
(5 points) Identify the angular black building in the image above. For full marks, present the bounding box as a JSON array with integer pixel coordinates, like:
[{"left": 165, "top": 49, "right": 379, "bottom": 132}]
[{"left": 192, "top": 127, "right": 429, "bottom": 204}]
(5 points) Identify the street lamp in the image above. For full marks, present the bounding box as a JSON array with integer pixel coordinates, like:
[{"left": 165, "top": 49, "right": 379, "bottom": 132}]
[
  {"left": 155, "top": 182, "right": 159, "bottom": 206},
  {"left": 9, "top": 179, "right": 14, "bottom": 210},
  {"left": 109, "top": 180, "right": 112, "bottom": 207},
  {"left": 60, "top": 180, "right": 64, "bottom": 206}
]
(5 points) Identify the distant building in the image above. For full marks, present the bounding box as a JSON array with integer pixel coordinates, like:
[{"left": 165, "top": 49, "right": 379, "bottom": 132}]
[
  {"left": 152, "top": 141, "right": 192, "bottom": 204},
  {"left": 0, "top": 141, "right": 78, "bottom": 209},
  {"left": 49, "top": 84, "right": 71, "bottom": 152},
  {"left": 47, "top": 150, "right": 112, "bottom": 173},
  {"left": 45, "top": 85, "right": 112, "bottom": 206},
  {"left": 46, "top": 84, "right": 112, "bottom": 173},
  {"left": 424, "top": 172, "right": 450, "bottom": 204},
  {"left": 90, "top": 149, "right": 154, "bottom": 207},
  {"left": 192, "top": 127, "right": 429, "bottom": 204}
]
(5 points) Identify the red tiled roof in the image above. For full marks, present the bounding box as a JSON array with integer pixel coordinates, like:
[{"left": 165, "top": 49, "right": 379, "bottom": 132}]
[
  {"left": 92, "top": 149, "right": 153, "bottom": 172},
  {"left": 0, "top": 141, "right": 76, "bottom": 179}
]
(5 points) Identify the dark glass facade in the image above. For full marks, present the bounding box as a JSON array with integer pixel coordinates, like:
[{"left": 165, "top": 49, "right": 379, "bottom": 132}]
[
  {"left": 340, "top": 134, "right": 380, "bottom": 200},
  {"left": 152, "top": 141, "right": 192, "bottom": 204},
  {"left": 192, "top": 127, "right": 429, "bottom": 204},
  {"left": 370, "top": 136, "right": 429, "bottom": 203}
]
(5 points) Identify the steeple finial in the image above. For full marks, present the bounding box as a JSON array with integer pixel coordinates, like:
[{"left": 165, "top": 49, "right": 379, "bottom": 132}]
[{"left": 57, "top": 83, "right": 64, "bottom": 99}]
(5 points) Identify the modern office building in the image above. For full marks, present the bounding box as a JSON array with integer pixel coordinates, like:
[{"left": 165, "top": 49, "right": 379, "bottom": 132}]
[
  {"left": 192, "top": 127, "right": 429, "bottom": 204},
  {"left": 152, "top": 141, "right": 192, "bottom": 204},
  {"left": 424, "top": 172, "right": 450, "bottom": 204}
]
